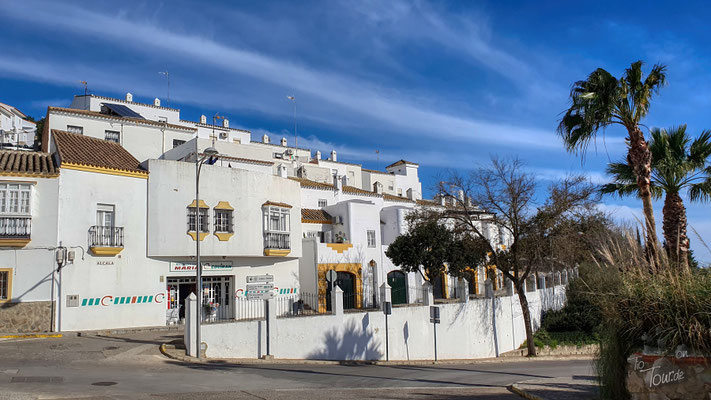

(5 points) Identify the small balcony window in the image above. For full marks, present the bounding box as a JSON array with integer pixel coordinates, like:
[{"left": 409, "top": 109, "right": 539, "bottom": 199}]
[
  {"left": 263, "top": 204, "right": 291, "bottom": 254},
  {"left": 67, "top": 125, "right": 83, "bottom": 135},
  {"left": 0, "top": 183, "right": 32, "bottom": 245},
  {"left": 105, "top": 130, "right": 120, "bottom": 143}
]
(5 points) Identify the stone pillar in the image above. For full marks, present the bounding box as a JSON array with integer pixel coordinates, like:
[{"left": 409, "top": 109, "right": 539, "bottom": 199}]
[
  {"left": 457, "top": 278, "right": 469, "bottom": 303},
  {"left": 332, "top": 286, "right": 344, "bottom": 316},
  {"left": 505, "top": 279, "right": 515, "bottom": 296},
  {"left": 379, "top": 282, "right": 391, "bottom": 311},
  {"left": 484, "top": 279, "right": 494, "bottom": 298},
  {"left": 184, "top": 293, "right": 197, "bottom": 357},
  {"left": 422, "top": 281, "right": 434, "bottom": 306}
]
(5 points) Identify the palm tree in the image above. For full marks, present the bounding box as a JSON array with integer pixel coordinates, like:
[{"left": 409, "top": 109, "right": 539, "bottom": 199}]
[
  {"left": 601, "top": 125, "right": 711, "bottom": 271},
  {"left": 558, "top": 61, "right": 666, "bottom": 266}
]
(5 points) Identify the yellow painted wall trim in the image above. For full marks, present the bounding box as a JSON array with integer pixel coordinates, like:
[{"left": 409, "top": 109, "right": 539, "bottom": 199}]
[
  {"left": 187, "top": 200, "right": 209, "bottom": 209},
  {"left": 317, "top": 263, "right": 362, "bottom": 313},
  {"left": 0, "top": 238, "right": 30, "bottom": 248},
  {"left": 90, "top": 246, "right": 124, "bottom": 256},
  {"left": 214, "top": 232, "right": 234, "bottom": 241},
  {"left": 62, "top": 163, "right": 148, "bottom": 179},
  {"left": 187, "top": 231, "right": 209, "bottom": 241},
  {"left": 264, "top": 249, "right": 290, "bottom": 256},
  {"left": 214, "top": 201, "right": 234, "bottom": 210},
  {"left": 0, "top": 267, "right": 12, "bottom": 303},
  {"left": 326, "top": 243, "right": 353, "bottom": 254}
]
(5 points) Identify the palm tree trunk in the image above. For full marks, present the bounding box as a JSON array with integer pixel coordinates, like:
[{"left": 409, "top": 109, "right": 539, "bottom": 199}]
[
  {"left": 516, "top": 282, "right": 537, "bottom": 357},
  {"left": 662, "top": 192, "right": 690, "bottom": 272},
  {"left": 627, "top": 127, "right": 660, "bottom": 268}
]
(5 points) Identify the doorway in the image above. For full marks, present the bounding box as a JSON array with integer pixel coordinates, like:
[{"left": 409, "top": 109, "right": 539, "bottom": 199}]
[
  {"left": 166, "top": 275, "right": 233, "bottom": 323},
  {"left": 325, "top": 271, "right": 357, "bottom": 310},
  {"left": 387, "top": 271, "right": 407, "bottom": 305}
]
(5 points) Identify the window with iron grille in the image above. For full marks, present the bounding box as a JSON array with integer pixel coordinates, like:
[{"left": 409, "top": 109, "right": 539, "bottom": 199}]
[
  {"left": 317, "top": 199, "right": 327, "bottom": 208},
  {"left": 67, "top": 125, "right": 83, "bottom": 134},
  {"left": 214, "top": 209, "right": 233, "bottom": 233},
  {"left": 0, "top": 270, "right": 9, "bottom": 301},
  {"left": 187, "top": 207, "right": 209, "bottom": 232},
  {"left": 104, "top": 130, "right": 120, "bottom": 143},
  {"left": 367, "top": 230, "right": 376, "bottom": 248}
]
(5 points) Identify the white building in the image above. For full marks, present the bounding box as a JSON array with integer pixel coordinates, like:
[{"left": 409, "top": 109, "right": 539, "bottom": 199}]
[
  {"left": 0, "top": 92, "right": 509, "bottom": 332},
  {"left": 0, "top": 102, "right": 36, "bottom": 150}
]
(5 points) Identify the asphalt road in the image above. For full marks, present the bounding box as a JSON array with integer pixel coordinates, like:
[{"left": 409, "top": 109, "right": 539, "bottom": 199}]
[{"left": 0, "top": 331, "right": 594, "bottom": 399}]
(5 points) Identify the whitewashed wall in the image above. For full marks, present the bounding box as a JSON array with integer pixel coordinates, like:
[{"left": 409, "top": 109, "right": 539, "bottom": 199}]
[{"left": 203, "top": 284, "right": 567, "bottom": 360}]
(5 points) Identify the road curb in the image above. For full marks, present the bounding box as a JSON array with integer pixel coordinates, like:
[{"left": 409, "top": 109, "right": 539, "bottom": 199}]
[
  {"left": 508, "top": 383, "right": 544, "bottom": 400},
  {"left": 159, "top": 342, "right": 593, "bottom": 366},
  {"left": 0, "top": 333, "right": 63, "bottom": 339}
]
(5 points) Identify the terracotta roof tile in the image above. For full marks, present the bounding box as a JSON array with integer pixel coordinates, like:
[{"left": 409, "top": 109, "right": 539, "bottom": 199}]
[
  {"left": 288, "top": 177, "right": 337, "bottom": 190},
  {"left": 383, "top": 193, "right": 414, "bottom": 203},
  {"left": 0, "top": 150, "right": 58, "bottom": 177},
  {"left": 416, "top": 199, "right": 440, "bottom": 207},
  {"left": 386, "top": 159, "right": 419, "bottom": 168},
  {"left": 263, "top": 201, "right": 292, "bottom": 208},
  {"left": 52, "top": 130, "right": 145, "bottom": 174},
  {"left": 301, "top": 208, "right": 332, "bottom": 224},
  {"left": 362, "top": 168, "right": 392, "bottom": 175},
  {"left": 48, "top": 107, "right": 195, "bottom": 132},
  {"left": 342, "top": 185, "right": 382, "bottom": 197}
]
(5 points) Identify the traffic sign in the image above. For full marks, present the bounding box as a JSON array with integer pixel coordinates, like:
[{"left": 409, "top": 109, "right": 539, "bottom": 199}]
[
  {"left": 246, "top": 283, "right": 275, "bottom": 300},
  {"left": 430, "top": 305, "right": 440, "bottom": 324},
  {"left": 247, "top": 274, "right": 274, "bottom": 284},
  {"left": 326, "top": 270, "right": 337, "bottom": 283}
]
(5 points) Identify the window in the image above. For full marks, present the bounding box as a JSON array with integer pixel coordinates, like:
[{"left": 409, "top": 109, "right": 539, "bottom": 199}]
[
  {"left": 265, "top": 207, "right": 290, "bottom": 233},
  {"left": 104, "top": 130, "right": 120, "bottom": 143},
  {"left": 388, "top": 185, "right": 394, "bottom": 191},
  {"left": 398, "top": 188, "right": 403, "bottom": 196},
  {"left": 0, "top": 183, "right": 31, "bottom": 215},
  {"left": 317, "top": 199, "right": 327, "bottom": 208},
  {"left": 187, "top": 206, "right": 209, "bottom": 232},
  {"left": 214, "top": 209, "right": 233, "bottom": 233},
  {"left": 96, "top": 204, "right": 115, "bottom": 227},
  {"left": 67, "top": 125, "right": 83, "bottom": 135},
  {"left": 173, "top": 139, "right": 186, "bottom": 148},
  {"left": 367, "top": 230, "right": 376, "bottom": 248},
  {"left": 0, "top": 269, "right": 11, "bottom": 301}
]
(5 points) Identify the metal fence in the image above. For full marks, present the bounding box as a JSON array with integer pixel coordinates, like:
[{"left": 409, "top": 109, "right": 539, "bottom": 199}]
[
  {"left": 88, "top": 225, "right": 124, "bottom": 247},
  {"left": 276, "top": 292, "right": 330, "bottom": 318},
  {"left": 0, "top": 216, "right": 31, "bottom": 238},
  {"left": 264, "top": 232, "right": 290, "bottom": 249}
]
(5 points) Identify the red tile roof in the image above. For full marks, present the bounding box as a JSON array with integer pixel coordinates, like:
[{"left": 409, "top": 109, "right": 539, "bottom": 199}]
[
  {"left": 52, "top": 130, "right": 146, "bottom": 174},
  {"left": 0, "top": 151, "right": 58, "bottom": 177},
  {"left": 301, "top": 208, "right": 332, "bottom": 224},
  {"left": 288, "top": 177, "right": 337, "bottom": 191}
]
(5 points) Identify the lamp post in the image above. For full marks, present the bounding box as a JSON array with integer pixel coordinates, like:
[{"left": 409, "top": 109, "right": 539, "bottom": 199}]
[{"left": 195, "top": 146, "right": 219, "bottom": 359}]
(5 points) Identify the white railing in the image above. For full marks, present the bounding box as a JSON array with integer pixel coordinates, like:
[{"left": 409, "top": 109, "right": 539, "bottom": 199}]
[{"left": 0, "top": 216, "right": 31, "bottom": 238}]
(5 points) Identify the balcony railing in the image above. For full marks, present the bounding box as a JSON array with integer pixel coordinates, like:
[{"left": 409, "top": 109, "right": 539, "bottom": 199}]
[
  {"left": 264, "top": 232, "right": 290, "bottom": 250},
  {"left": 88, "top": 226, "right": 124, "bottom": 248},
  {"left": 0, "top": 216, "right": 31, "bottom": 238}
]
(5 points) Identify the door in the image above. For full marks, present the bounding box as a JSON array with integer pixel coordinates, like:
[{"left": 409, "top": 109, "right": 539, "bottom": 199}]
[
  {"left": 336, "top": 272, "right": 356, "bottom": 309},
  {"left": 387, "top": 271, "right": 407, "bottom": 305}
]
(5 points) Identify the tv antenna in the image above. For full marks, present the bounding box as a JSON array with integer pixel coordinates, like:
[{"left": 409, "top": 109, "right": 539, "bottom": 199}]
[
  {"left": 287, "top": 95, "right": 297, "bottom": 149},
  {"left": 79, "top": 81, "right": 88, "bottom": 95},
  {"left": 159, "top": 71, "right": 170, "bottom": 105}
]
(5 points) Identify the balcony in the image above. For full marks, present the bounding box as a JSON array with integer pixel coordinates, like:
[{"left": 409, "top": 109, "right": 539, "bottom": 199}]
[
  {"left": 264, "top": 232, "right": 290, "bottom": 256},
  {"left": 88, "top": 226, "right": 124, "bottom": 256},
  {"left": 0, "top": 216, "right": 31, "bottom": 247}
]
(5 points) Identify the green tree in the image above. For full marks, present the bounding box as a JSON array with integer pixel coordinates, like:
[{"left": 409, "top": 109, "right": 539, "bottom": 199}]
[
  {"left": 385, "top": 220, "right": 453, "bottom": 282},
  {"left": 601, "top": 125, "right": 711, "bottom": 271},
  {"left": 558, "top": 61, "right": 666, "bottom": 267}
]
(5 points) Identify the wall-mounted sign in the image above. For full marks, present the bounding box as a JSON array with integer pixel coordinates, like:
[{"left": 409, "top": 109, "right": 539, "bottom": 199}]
[
  {"left": 170, "top": 261, "right": 233, "bottom": 272},
  {"left": 247, "top": 274, "right": 273, "bottom": 283},
  {"left": 246, "top": 283, "right": 275, "bottom": 300},
  {"left": 79, "top": 292, "right": 165, "bottom": 307}
]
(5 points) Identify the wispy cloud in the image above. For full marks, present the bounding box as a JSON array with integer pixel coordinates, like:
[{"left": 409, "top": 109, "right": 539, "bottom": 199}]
[{"left": 1, "top": 1, "right": 565, "bottom": 152}]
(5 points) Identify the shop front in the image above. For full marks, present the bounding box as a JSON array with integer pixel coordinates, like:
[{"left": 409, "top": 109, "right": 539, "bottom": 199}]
[{"left": 166, "top": 261, "right": 234, "bottom": 324}]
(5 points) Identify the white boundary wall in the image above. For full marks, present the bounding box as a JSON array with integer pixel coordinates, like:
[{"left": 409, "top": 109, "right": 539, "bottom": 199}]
[{"left": 201, "top": 285, "right": 567, "bottom": 360}]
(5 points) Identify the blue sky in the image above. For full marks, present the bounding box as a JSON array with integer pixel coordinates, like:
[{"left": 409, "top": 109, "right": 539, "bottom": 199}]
[{"left": 1, "top": 0, "right": 709, "bottom": 263}]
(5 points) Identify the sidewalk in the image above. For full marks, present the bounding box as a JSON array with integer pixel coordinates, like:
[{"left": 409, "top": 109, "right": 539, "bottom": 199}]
[{"left": 509, "top": 376, "right": 599, "bottom": 400}]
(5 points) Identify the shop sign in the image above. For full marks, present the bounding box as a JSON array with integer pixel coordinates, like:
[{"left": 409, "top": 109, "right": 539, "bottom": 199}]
[{"left": 170, "top": 261, "right": 233, "bottom": 272}]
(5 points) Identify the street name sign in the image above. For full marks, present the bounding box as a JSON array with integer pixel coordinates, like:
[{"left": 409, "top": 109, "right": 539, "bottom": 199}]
[
  {"left": 246, "top": 283, "right": 275, "bottom": 300},
  {"left": 246, "top": 274, "right": 274, "bottom": 284}
]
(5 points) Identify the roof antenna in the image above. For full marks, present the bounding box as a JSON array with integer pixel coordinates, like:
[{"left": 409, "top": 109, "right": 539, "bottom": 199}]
[
  {"left": 375, "top": 149, "right": 380, "bottom": 171},
  {"left": 159, "top": 71, "right": 170, "bottom": 106},
  {"left": 79, "top": 81, "right": 88, "bottom": 96},
  {"left": 287, "top": 95, "right": 297, "bottom": 149}
]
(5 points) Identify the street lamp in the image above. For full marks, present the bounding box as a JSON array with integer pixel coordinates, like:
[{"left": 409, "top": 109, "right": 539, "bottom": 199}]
[{"left": 195, "top": 146, "right": 218, "bottom": 359}]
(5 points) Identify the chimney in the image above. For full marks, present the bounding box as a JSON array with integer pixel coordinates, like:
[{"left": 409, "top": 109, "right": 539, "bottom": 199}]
[
  {"left": 277, "top": 164, "right": 287, "bottom": 178},
  {"left": 126, "top": 93, "right": 133, "bottom": 102},
  {"left": 200, "top": 115, "right": 207, "bottom": 124},
  {"left": 407, "top": 188, "right": 413, "bottom": 200},
  {"left": 154, "top": 98, "right": 161, "bottom": 107},
  {"left": 262, "top": 134, "right": 270, "bottom": 144},
  {"left": 281, "top": 137, "right": 287, "bottom": 147},
  {"left": 315, "top": 150, "right": 321, "bottom": 160},
  {"left": 330, "top": 150, "right": 337, "bottom": 162},
  {"left": 222, "top": 119, "right": 229, "bottom": 128}
]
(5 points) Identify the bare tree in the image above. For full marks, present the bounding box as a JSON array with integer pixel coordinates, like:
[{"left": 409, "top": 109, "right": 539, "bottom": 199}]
[{"left": 435, "top": 157, "right": 598, "bottom": 357}]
